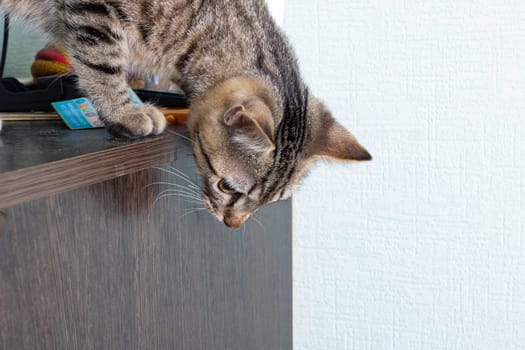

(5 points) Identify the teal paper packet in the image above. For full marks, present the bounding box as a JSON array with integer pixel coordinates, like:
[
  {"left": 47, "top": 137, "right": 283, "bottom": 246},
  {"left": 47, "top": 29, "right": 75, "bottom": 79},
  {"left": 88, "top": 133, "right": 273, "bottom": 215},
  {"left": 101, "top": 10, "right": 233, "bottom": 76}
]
[{"left": 52, "top": 88, "right": 142, "bottom": 129}]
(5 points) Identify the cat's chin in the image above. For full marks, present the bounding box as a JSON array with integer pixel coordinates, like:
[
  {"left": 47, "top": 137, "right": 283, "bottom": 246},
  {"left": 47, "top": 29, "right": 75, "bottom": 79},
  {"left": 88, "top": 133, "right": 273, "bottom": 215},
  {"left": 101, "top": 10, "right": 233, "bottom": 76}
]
[
  {"left": 223, "top": 210, "right": 251, "bottom": 228},
  {"left": 203, "top": 195, "right": 251, "bottom": 228}
]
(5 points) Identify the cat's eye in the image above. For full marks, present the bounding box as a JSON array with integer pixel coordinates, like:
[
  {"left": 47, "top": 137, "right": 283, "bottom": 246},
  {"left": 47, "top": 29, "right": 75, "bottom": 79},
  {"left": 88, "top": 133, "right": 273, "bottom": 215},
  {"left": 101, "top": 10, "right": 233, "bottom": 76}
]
[{"left": 218, "top": 179, "right": 237, "bottom": 194}]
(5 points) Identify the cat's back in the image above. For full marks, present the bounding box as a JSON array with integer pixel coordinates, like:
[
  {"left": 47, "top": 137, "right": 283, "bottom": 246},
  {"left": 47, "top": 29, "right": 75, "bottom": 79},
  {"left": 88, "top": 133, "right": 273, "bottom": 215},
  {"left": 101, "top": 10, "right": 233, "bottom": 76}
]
[{"left": 1, "top": 0, "right": 272, "bottom": 44}]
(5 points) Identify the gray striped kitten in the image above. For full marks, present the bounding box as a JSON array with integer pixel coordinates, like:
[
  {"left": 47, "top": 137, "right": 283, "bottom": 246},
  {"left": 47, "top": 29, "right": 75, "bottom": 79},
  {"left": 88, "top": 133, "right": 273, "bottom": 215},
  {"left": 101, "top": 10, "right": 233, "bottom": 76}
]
[{"left": 1, "top": 0, "right": 371, "bottom": 227}]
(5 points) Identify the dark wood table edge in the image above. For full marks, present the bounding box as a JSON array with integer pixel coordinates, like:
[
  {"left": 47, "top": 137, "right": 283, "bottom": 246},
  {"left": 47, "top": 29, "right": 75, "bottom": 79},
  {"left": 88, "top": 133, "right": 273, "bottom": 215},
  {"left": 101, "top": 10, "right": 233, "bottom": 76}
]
[{"left": 0, "top": 134, "right": 176, "bottom": 209}]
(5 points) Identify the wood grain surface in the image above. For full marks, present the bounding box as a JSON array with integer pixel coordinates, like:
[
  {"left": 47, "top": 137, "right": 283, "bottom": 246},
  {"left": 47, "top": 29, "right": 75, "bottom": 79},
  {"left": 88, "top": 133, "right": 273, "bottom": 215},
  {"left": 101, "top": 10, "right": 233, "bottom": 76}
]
[
  {"left": 0, "top": 121, "right": 163, "bottom": 172},
  {"left": 0, "top": 123, "right": 292, "bottom": 350}
]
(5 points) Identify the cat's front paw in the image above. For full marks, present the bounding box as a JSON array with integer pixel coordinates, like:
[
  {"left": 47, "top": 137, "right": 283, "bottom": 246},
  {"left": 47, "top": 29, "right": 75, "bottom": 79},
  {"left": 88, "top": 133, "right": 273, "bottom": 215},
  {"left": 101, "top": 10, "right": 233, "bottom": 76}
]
[{"left": 106, "top": 104, "right": 167, "bottom": 138}]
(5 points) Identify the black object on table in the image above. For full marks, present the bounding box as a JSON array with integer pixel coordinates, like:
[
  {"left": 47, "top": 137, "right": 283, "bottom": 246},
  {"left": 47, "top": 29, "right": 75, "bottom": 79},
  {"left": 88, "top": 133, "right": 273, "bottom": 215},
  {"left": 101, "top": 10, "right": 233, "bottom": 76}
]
[{"left": 0, "top": 75, "right": 188, "bottom": 112}]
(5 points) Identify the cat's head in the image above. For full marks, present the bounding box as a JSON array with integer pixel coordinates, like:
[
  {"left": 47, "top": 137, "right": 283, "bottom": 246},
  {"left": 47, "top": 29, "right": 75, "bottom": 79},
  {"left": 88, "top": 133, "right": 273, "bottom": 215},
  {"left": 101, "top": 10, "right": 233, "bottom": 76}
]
[{"left": 188, "top": 77, "right": 371, "bottom": 228}]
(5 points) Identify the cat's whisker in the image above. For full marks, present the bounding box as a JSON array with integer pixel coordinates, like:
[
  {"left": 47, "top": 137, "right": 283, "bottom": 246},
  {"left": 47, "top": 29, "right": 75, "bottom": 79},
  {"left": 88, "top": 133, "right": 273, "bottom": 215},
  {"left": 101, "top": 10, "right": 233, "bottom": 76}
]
[
  {"left": 168, "top": 168, "right": 203, "bottom": 191},
  {"left": 250, "top": 215, "right": 266, "bottom": 231},
  {"left": 153, "top": 193, "right": 203, "bottom": 207},
  {"left": 166, "top": 129, "right": 193, "bottom": 143},
  {"left": 145, "top": 181, "right": 201, "bottom": 196},
  {"left": 178, "top": 208, "right": 207, "bottom": 220},
  {"left": 153, "top": 167, "right": 202, "bottom": 191},
  {"left": 153, "top": 191, "right": 203, "bottom": 207},
  {"left": 166, "top": 167, "right": 204, "bottom": 190},
  {"left": 166, "top": 166, "right": 191, "bottom": 180},
  {"left": 182, "top": 206, "right": 207, "bottom": 212},
  {"left": 177, "top": 198, "right": 205, "bottom": 205},
  {"left": 180, "top": 207, "right": 206, "bottom": 216},
  {"left": 166, "top": 166, "right": 203, "bottom": 190},
  {"left": 156, "top": 168, "right": 200, "bottom": 189},
  {"left": 156, "top": 188, "right": 202, "bottom": 201},
  {"left": 156, "top": 195, "right": 203, "bottom": 206}
]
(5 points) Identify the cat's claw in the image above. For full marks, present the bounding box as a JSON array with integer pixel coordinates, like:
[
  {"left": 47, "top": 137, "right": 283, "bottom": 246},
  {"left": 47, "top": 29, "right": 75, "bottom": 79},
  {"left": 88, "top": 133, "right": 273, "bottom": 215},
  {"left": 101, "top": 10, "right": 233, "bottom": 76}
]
[{"left": 106, "top": 104, "right": 167, "bottom": 138}]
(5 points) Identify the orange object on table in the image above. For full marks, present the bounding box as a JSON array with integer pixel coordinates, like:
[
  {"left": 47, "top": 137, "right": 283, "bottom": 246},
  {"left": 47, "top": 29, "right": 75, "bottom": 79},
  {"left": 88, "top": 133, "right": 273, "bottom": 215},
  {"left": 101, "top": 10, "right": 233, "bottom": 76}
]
[{"left": 160, "top": 108, "right": 189, "bottom": 125}]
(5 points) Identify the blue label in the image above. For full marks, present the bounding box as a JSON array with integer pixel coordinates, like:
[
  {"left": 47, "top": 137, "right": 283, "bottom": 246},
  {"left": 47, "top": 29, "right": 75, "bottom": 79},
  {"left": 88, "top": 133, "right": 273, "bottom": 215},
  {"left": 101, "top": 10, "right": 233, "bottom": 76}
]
[{"left": 51, "top": 88, "right": 143, "bottom": 130}]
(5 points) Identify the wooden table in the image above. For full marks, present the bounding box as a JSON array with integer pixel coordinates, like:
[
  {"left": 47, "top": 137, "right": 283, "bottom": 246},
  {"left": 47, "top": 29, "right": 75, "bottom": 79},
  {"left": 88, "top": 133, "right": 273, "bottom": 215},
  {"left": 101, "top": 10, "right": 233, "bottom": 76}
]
[{"left": 0, "top": 121, "right": 292, "bottom": 350}]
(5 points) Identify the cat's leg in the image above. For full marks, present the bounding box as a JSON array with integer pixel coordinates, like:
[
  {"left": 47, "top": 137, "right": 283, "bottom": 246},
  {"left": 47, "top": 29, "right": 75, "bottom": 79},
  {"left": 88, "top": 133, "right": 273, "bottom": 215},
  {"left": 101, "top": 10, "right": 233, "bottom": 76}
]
[{"left": 59, "top": 6, "right": 166, "bottom": 137}]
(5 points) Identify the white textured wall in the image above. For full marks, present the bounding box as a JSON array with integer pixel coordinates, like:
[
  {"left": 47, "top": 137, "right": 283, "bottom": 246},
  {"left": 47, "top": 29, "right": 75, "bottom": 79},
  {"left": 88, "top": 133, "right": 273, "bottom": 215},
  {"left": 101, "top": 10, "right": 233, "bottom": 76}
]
[{"left": 284, "top": 1, "right": 525, "bottom": 349}]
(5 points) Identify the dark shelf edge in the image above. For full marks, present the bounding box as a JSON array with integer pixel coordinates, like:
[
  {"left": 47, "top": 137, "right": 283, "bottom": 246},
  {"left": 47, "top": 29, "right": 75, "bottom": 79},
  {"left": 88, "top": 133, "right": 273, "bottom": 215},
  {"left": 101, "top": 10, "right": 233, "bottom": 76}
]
[{"left": 0, "top": 134, "right": 176, "bottom": 209}]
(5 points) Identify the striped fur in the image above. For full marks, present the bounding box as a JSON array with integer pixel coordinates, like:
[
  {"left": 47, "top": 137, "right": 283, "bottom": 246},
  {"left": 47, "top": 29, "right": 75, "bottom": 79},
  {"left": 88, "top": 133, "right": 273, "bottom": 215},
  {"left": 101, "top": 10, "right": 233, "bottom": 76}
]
[{"left": 1, "top": 0, "right": 371, "bottom": 227}]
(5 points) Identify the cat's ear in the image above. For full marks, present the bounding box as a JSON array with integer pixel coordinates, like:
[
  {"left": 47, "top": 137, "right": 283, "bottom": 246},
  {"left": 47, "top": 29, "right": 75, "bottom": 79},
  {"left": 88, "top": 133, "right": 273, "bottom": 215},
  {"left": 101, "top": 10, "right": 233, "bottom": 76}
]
[
  {"left": 224, "top": 102, "right": 275, "bottom": 154},
  {"left": 311, "top": 109, "right": 372, "bottom": 161}
]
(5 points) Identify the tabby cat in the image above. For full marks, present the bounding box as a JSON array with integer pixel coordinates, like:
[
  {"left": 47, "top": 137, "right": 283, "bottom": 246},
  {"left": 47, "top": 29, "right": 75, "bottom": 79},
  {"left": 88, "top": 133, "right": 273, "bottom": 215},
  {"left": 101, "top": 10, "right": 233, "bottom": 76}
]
[{"left": 1, "top": 0, "right": 371, "bottom": 227}]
